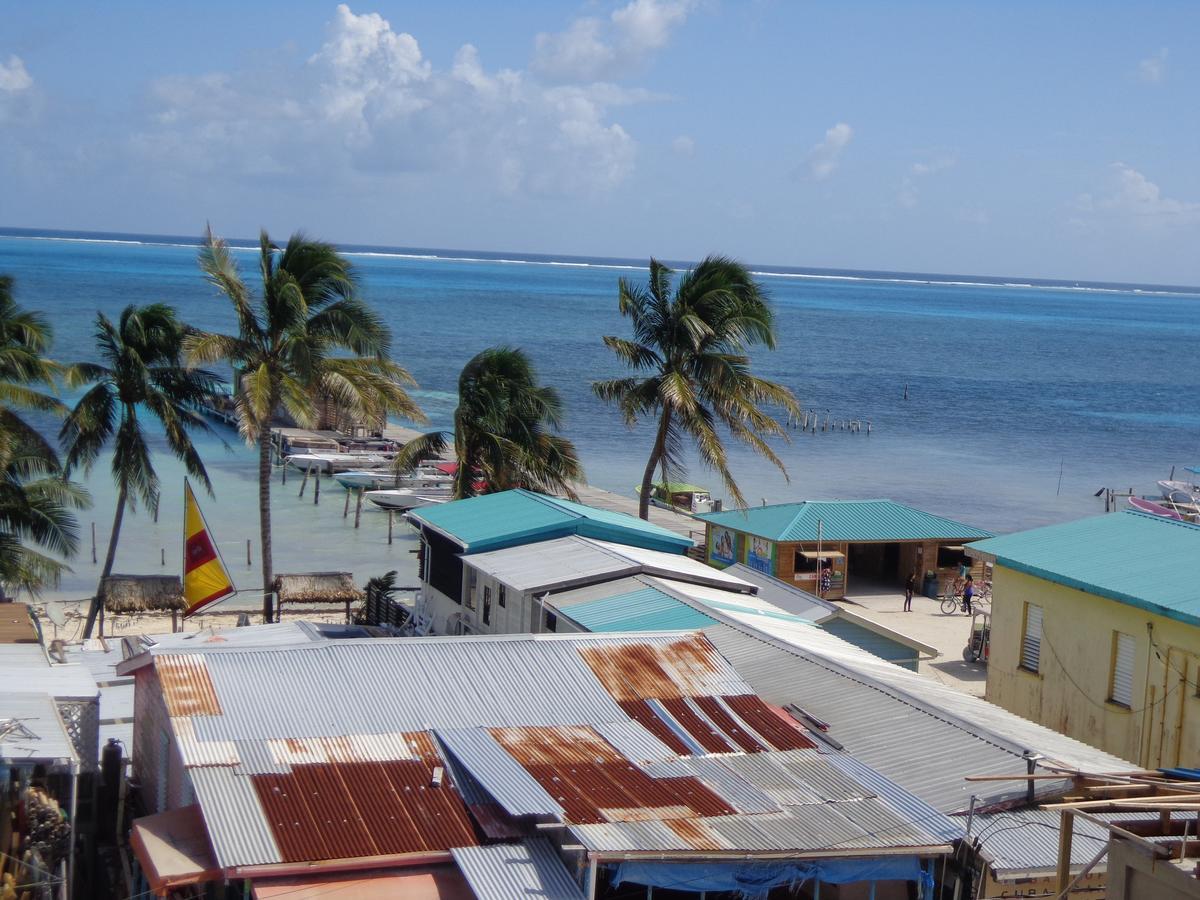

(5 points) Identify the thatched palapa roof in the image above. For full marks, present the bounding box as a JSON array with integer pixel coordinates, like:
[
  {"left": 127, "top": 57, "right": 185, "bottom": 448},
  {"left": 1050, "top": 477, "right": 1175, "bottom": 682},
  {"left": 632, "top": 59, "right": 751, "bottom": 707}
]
[
  {"left": 100, "top": 575, "right": 186, "bottom": 613},
  {"left": 273, "top": 572, "right": 364, "bottom": 605}
]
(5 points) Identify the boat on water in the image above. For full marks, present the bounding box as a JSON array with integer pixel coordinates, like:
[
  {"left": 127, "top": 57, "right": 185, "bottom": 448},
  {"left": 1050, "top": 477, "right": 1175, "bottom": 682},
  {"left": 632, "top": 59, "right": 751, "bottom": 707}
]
[
  {"left": 285, "top": 452, "right": 396, "bottom": 474},
  {"left": 364, "top": 488, "right": 452, "bottom": 511},
  {"left": 1128, "top": 496, "right": 1184, "bottom": 520},
  {"left": 634, "top": 481, "right": 716, "bottom": 514},
  {"left": 1157, "top": 466, "right": 1200, "bottom": 502},
  {"left": 334, "top": 470, "right": 455, "bottom": 491}
]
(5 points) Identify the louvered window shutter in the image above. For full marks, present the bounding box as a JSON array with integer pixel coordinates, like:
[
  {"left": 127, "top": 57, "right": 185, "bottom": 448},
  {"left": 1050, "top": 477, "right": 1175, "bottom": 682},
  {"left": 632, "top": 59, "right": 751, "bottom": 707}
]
[{"left": 1021, "top": 604, "right": 1043, "bottom": 672}]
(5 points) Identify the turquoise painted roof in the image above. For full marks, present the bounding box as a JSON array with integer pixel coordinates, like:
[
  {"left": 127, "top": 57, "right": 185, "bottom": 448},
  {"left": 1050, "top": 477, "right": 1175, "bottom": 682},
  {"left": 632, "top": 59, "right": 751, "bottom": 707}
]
[
  {"left": 407, "top": 488, "right": 692, "bottom": 555},
  {"left": 696, "top": 499, "right": 992, "bottom": 543},
  {"left": 558, "top": 586, "right": 717, "bottom": 632},
  {"left": 969, "top": 511, "right": 1200, "bottom": 627}
]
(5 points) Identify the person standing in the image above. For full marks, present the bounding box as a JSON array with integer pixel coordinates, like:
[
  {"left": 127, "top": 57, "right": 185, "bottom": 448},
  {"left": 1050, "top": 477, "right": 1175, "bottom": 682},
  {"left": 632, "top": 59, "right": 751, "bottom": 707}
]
[
  {"left": 904, "top": 571, "right": 916, "bottom": 612},
  {"left": 961, "top": 575, "right": 975, "bottom": 615}
]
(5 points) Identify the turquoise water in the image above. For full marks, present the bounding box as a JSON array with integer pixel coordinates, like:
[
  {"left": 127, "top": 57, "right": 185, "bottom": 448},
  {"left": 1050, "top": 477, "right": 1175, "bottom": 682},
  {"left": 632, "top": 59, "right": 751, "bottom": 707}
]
[{"left": 1, "top": 229, "right": 1197, "bottom": 601}]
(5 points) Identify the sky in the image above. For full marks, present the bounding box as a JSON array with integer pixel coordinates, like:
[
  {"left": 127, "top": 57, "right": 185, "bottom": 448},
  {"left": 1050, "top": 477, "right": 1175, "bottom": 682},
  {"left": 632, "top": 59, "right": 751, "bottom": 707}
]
[{"left": 1, "top": 2, "right": 1198, "bottom": 285}]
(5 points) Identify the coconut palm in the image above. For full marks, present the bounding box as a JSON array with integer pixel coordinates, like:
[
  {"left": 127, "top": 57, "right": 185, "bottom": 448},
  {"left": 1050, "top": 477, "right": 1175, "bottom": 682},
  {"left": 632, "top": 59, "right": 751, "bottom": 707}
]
[
  {"left": 187, "top": 228, "right": 425, "bottom": 623},
  {"left": 0, "top": 276, "right": 89, "bottom": 596},
  {"left": 61, "top": 303, "right": 221, "bottom": 637},
  {"left": 0, "top": 275, "right": 66, "bottom": 464},
  {"left": 394, "top": 346, "right": 583, "bottom": 500},
  {"left": 593, "top": 256, "right": 799, "bottom": 519}
]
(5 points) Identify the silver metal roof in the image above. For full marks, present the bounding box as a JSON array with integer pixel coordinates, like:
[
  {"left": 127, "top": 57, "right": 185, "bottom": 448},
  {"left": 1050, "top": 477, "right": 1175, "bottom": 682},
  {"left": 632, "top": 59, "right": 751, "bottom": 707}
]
[
  {"left": 463, "top": 535, "right": 754, "bottom": 595},
  {"left": 436, "top": 727, "right": 564, "bottom": 818},
  {"left": 0, "top": 645, "right": 99, "bottom": 701},
  {"left": 701, "top": 624, "right": 1135, "bottom": 814},
  {"left": 723, "top": 564, "right": 839, "bottom": 621},
  {"left": 452, "top": 840, "right": 585, "bottom": 900},
  {"left": 190, "top": 767, "right": 282, "bottom": 868},
  {"left": 0, "top": 692, "right": 77, "bottom": 765}
]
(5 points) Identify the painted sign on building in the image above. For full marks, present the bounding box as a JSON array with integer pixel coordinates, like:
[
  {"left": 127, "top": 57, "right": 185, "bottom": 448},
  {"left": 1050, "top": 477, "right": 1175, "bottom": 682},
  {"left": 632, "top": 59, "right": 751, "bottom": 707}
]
[
  {"left": 747, "top": 537, "right": 774, "bottom": 574},
  {"left": 710, "top": 527, "right": 736, "bottom": 565}
]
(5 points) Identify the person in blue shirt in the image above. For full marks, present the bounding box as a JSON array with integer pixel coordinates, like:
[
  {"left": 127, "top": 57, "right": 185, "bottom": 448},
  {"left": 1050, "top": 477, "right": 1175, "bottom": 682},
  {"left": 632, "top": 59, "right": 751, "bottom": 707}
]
[{"left": 961, "top": 575, "right": 975, "bottom": 614}]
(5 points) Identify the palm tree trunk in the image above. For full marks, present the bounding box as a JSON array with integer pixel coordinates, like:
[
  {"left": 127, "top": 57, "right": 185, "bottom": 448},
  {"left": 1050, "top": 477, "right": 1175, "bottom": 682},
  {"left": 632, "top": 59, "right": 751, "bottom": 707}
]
[
  {"left": 258, "top": 429, "right": 274, "bottom": 623},
  {"left": 83, "top": 483, "right": 128, "bottom": 639},
  {"left": 638, "top": 408, "right": 671, "bottom": 520}
]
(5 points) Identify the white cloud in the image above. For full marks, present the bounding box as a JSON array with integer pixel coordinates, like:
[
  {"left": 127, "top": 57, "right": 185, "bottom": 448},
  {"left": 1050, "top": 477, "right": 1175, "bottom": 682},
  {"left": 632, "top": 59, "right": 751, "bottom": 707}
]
[
  {"left": 533, "top": 0, "right": 695, "bottom": 80},
  {"left": 133, "top": 5, "right": 651, "bottom": 194},
  {"left": 1076, "top": 163, "right": 1200, "bottom": 228},
  {"left": 897, "top": 155, "right": 955, "bottom": 208},
  {"left": 1138, "top": 48, "right": 1168, "bottom": 84},
  {"left": 806, "top": 122, "right": 852, "bottom": 180},
  {"left": 672, "top": 134, "right": 694, "bottom": 155},
  {"left": 0, "top": 55, "right": 32, "bottom": 93}
]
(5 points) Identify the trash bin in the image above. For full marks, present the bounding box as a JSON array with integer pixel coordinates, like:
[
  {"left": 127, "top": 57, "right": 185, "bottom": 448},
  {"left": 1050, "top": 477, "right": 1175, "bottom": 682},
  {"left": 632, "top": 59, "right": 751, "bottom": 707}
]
[{"left": 922, "top": 572, "right": 939, "bottom": 599}]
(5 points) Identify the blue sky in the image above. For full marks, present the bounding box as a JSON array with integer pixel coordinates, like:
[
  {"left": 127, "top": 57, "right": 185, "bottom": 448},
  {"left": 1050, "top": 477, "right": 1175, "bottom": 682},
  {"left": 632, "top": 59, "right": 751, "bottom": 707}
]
[{"left": 2, "top": 2, "right": 1197, "bottom": 284}]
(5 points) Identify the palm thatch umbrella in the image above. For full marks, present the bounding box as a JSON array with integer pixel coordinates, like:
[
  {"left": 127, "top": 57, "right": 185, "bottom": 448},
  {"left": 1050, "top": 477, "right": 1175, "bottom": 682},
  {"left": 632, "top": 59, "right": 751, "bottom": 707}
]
[
  {"left": 272, "top": 572, "right": 364, "bottom": 623},
  {"left": 99, "top": 574, "right": 187, "bottom": 633}
]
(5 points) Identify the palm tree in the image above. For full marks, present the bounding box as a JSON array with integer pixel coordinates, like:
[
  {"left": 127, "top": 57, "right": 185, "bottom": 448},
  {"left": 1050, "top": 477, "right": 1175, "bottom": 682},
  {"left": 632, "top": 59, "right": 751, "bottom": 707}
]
[
  {"left": 61, "top": 303, "right": 221, "bottom": 637},
  {"left": 0, "top": 275, "right": 66, "bottom": 464},
  {"left": 187, "top": 228, "right": 425, "bottom": 623},
  {"left": 0, "top": 275, "right": 88, "bottom": 598},
  {"left": 0, "top": 441, "right": 89, "bottom": 597},
  {"left": 593, "top": 256, "right": 799, "bottom": 519},
  {"left": 395, "top": 346, "right": 583, "bottom": 500}
]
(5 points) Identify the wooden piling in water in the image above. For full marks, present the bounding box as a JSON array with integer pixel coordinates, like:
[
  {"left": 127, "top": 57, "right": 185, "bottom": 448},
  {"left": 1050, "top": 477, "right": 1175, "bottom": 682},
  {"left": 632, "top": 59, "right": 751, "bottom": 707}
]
[
  {"left": 281, "top": 462, "right": 287, "bottom": 485},
  {"left": 313, "top": 472, "right": 321, "bottom": 505},
  {"left": 354, "top": 489, "right": 364, "bottom": 529},
  {"left": 161, "top": 548, "right": 165, "bottom": 567},
  {"left": 298, "top": 465, "right": 311, "bottom": 498},
  {"left": 246, "top": 539, "right": 252, "bottom": 567},
  {"left": 91, "top": 522, "right": 97, "bottom": 565},
  {"left": 343, "top": 489, "right": 351, "bottom": 519},
  {"left": 388, "top": 510, "right": 394, "bottom": 545}
]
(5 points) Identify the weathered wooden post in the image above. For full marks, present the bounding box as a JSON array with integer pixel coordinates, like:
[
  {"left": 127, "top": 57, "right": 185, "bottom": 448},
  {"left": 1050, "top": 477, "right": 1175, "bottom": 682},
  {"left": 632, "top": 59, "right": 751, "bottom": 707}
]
[
  {"left": 298, "top": 464, "right": 311, "bottom": 498},
  {"left": 91, "top": 522, "right": 97, "bottom": 564},
  {"left": 343, "top": 488, "right": 352, "bottom": 519},
  {"left": 313, "top": 471, "right": 321, "bottom": 505},
  {"left": 246, "top": 539, "right": 252, "bottom": 567},
  {"left": 388, "top": 510, "right": 394, "bottom": 545},
  {"left": 354, "top": 489, "right": 364, "bottom": 528}
]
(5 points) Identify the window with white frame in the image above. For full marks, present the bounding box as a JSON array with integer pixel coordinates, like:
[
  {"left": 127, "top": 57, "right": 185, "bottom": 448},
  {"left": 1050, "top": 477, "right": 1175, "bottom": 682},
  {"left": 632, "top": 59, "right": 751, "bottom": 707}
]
[
  {"left": 1109, "top": 631, "right": 1135, "bottom": 707},
  {"left": 1020, "top": 603, "right": 1043, "bottom": 673}
]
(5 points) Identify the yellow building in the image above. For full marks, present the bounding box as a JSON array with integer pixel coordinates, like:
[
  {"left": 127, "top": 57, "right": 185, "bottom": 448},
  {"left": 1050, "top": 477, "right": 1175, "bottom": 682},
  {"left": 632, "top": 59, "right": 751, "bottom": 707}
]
[{"left": 967, "top": 510, "right": 1200, "bottom": 768}]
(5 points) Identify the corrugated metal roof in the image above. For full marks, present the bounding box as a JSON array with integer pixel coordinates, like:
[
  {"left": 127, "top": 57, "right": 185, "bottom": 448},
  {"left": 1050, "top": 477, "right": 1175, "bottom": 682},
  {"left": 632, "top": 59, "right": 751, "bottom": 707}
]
[
  {"left": 0, "top": 645, "right": 100, "bottom": 700},
  {"left": 701, "top": 623, "right": 1135, "bottom": 815},
  {"left": 697, "top": 499, "right": 993, "bottom": 543},
  {"left": 559, "top": 586, "right": 717, "bottom": 632},
  {"left": 0, "top": 692, "right": 77, "bottom": 764},
  {"left": 407, "top": 489, "right": 693, "bottom": 554},
  {"left": 191, "top": 767, "right": 282, "bottom": 868},
  {"left": 968, "top": 510, "right": 1200, "bottom": 626},
  {"left": 464, "top": 535, "right": 752, "bottom": 594},
  {"left": 818, "top": 619, "right": 920, "bottom": 669},
  {"left": 723, "top": 564, "right": 839, "bottom": 621},
  {"left": 152, "top": 632, "right": 956, "bottom": 867},
  {"left": 452, "top": 840, "right": 585, "bottom": 900}
]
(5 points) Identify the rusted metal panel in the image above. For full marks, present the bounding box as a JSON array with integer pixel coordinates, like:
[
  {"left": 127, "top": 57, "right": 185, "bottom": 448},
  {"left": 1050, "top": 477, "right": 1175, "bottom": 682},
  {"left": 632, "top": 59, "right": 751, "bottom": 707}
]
[
  {"left": 250, "top": 733, "right": 478, "bottom": 864},
  {"left": 693, "top": 696, "right": 767, "bottom": 752},
  {"left": 722, "top": 694, "right": 814, "bottom": 750},
  {"left": 577, "top": 633, "right": 731, "bottom": 703},
  {"left": 659, "top": 697, "right": 734, "bottom": 753},
  {"left": 616, "top": 700, "right": 691, "bottom": 755},
  {"left": 157, "top": 654, "right": 221, "bottom": 717}
]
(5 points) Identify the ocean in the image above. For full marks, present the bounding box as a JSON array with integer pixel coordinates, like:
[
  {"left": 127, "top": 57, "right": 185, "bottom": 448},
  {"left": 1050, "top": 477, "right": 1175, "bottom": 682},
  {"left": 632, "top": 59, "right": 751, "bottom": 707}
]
[{"left": 1, "top": 227, "right": 1197, "bottom": 603}]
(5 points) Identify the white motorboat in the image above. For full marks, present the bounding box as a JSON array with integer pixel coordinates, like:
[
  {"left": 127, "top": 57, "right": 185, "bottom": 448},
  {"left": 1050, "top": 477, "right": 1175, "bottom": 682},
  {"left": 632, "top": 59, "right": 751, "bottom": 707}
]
[
  {"left": 334, "top": 470, "right": 454, "bottom": 491},
  {"left": 634, "top": 481, "right": 716, "bottom": 514},
  {"left": 364, "top": 488, "right": 453, "bottom": 511},
  {"left": 285, "top": 452, "right": 396, "bottom": 474}
]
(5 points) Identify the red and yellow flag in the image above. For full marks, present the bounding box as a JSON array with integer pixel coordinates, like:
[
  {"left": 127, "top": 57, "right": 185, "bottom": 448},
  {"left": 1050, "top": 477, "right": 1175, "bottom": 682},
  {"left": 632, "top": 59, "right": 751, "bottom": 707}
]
[{"left": 183, "top": 480, "right": 236, "bottom": 616}]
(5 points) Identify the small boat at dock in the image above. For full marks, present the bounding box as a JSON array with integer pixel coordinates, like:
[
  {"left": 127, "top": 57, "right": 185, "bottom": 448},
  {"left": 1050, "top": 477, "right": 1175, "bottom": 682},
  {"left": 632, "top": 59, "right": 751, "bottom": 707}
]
[
  {"left": 364, "top": 488, "right": 452, "bottom": 511},
  {"left": 285, "top": 452, "right": 396, "bottom": 474},
  {"left": 634, "top": 481, "right": 716, "bottom": 514},
  {"left": 1128, "top": 496, "right": 1184, "bottom": 520},
  {"left": 334, "top": 470, "right": 455, "bottom": 491}
]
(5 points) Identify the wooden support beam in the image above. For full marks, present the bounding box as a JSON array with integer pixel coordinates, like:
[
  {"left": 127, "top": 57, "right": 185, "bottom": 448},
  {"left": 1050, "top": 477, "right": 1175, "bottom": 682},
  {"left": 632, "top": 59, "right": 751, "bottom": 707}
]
[{"left": 1055, "top": 810, "right": 1074, "bottom": 895}]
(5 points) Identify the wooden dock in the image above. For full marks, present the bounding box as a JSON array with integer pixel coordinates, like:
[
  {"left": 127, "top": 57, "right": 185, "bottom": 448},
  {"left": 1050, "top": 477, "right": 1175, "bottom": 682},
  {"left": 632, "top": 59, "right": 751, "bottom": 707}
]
[{"left": 569, "top": 482, "right": 706, "bottom": 543}]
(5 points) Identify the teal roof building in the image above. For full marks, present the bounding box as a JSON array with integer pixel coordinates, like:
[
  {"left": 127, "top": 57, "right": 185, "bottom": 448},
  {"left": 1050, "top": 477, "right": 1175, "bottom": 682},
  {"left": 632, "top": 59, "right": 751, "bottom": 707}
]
[
  {"left": 407, "top": 488, "right": 693, "bottom": 555},
  {"left": 697, "top": 499, "right": 993, "bottom": 543},
  {"left": 967, "top": 510, "right": 1200, "bottom": 626}
]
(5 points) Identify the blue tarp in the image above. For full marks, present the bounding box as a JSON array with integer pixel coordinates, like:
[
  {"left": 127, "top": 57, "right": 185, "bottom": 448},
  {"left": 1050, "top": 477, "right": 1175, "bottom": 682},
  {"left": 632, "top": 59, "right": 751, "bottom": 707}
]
[{"left": 613, "top": 857, "right": 933, "bottom": 899}]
